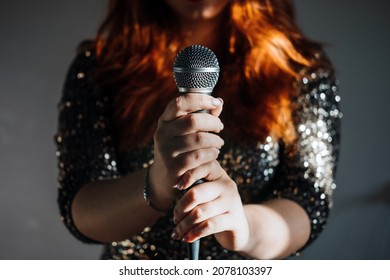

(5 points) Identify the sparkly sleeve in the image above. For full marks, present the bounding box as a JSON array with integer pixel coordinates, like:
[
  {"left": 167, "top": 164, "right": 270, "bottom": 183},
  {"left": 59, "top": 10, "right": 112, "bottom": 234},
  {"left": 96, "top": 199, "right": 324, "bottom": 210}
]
[
  {"left": 55, "top": 49, "right": 120, "bottom": 243},
  {"left": 268, "top": 62, "right": 342, "bottom": 249}
]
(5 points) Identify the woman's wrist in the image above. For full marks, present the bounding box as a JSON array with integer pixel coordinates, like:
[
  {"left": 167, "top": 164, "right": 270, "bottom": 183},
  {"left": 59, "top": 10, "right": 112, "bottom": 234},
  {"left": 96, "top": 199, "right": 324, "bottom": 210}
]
[
  {"left": 143, "top": 164, "right": 177, "bottom": 213},
  {"left": 143, "top": 165, "right": 168, "bottom": 213}
]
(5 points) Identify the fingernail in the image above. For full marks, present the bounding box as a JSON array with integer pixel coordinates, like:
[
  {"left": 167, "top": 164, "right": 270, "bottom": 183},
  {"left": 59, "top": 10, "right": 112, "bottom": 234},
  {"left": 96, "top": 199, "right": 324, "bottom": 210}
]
[
  {"left": 173, "top": 217, "right": 179, "bottom": 224},
  {"left": 211, "top": 98, "right": 222, "bottom": 107},
  {"left": 171, "top": 230, "right": 179, "bottom": 240},
  {"left": 182, "top": 236, "right": 188, "bottom": 242},
  {"left": 176, "top": 178, "right": 185, "bottom": 190}
]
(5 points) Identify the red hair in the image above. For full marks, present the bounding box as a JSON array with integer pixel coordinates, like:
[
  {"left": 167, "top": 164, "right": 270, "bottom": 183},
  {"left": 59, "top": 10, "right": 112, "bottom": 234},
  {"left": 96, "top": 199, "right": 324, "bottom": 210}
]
[{"left": 94, "top": 0, "right": 321, "bottom": 149}]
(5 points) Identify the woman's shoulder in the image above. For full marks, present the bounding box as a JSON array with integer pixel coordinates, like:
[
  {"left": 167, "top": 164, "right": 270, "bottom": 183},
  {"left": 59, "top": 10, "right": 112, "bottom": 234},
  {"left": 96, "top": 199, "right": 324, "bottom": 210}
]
[
  {"left": 62, "top": 40, "right": 99, "bottom": 98},
  {"left": 297, "top": 45, "right": 336, "bottom": 88},
  {"left": 292, "top": 45, "right": 341, "bottom": 120},
  {"left": 68, "top": 40, "right": 97, "bottom": 72},
  {"left": 76, "top": 39, "right": 95, "bottom": 53}
]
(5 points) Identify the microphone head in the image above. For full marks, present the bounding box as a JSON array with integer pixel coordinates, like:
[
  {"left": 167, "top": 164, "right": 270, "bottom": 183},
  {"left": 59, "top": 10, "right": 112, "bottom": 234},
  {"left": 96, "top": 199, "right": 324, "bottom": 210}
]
[{"left": 173, "top": 45, "right": 220, "bottom": 94}]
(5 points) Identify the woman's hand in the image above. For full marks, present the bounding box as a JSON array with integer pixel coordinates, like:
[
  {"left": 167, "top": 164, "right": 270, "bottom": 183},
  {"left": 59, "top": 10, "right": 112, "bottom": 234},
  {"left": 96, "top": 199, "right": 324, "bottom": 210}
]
[
  {"left": 148, "top": 94, "right": 224, "bottom": 210},
  {"left": 171, "top": 160, "right": 251, "bottom": 252}
]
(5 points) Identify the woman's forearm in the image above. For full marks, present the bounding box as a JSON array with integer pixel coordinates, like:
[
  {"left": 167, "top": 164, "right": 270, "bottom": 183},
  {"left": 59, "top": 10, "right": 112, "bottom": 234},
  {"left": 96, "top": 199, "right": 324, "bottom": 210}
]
[
  {"left": 71, "top": 168, "right": 166, "bottom": 243},
  {"left": 241, "top": 198, "right": 311, "bottom": 259}
]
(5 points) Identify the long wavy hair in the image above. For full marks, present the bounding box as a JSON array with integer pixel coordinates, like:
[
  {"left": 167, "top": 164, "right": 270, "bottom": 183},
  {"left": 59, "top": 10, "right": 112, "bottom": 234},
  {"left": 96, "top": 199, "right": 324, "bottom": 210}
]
[{"left": 94, "top": 0, "right": 322, "bottom": 149}]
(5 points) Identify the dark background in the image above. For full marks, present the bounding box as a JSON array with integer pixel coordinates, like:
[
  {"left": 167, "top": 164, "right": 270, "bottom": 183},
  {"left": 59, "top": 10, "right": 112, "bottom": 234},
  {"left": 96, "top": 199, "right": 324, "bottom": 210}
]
[{"left": 0, "top": 0, "right": 389, "bottom": 259}]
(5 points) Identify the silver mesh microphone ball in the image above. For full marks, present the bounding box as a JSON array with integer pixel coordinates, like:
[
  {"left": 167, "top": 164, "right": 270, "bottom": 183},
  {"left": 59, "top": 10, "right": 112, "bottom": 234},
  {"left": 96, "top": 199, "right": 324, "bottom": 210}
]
[{"left": 173, "top": 45, "right": 220, "bottom": 94}]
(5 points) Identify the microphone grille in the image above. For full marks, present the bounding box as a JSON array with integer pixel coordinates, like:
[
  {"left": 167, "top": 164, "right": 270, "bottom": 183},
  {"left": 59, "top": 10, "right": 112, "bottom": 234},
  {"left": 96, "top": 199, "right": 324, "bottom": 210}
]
[{"left": 173, "top": 45, "right": 220, "bottom": 92}]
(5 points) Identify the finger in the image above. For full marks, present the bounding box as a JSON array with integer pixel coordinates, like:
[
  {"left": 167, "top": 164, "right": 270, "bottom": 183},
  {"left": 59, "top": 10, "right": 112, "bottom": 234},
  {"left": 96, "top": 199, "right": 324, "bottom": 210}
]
[
  {"left": 161, "top": 94, "right": 223, "bottom": 121},
  {"left": 173, "top": 180, "right": 223, "bottom": 220},
  {"left": 209, "top": 98, "right": 223, "bottom": 117},
  {"left": 167, "top": 113, "right": 224, "bottom": 136},
  {"left": 171, "top": 133, "right": 224, "bottom": 157},
  {"left": 181, "top": 213, "right": 232, "bottom": 243},
  {"left": 172, "top": 197, "right": 226, "bottom": 240},
  {"left": 174, "top": 147, "right": 220, "bottom": 176},
  {"left": 176, "top": 160, "right": 224, "bottom": 190}
]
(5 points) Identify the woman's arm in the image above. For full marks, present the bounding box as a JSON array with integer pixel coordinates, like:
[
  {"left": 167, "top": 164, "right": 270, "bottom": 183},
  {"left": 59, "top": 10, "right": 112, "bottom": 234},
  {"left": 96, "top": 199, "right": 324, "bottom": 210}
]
[
  {"left": 241, "top": 199, "right": 310, "bottom": 259},
  {"left": 56, "top": 48, "right": 164, "bottom": 243},
  {"left": 71, "top": 169, "right": 162, "bottom": 243},
  {"left": 241, "top": 63, "right": 342, "bottom": 259}
]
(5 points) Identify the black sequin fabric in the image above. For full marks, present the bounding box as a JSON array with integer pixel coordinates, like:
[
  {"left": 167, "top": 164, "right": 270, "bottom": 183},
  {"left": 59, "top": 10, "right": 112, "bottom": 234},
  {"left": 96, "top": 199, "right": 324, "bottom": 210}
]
[{"left": 55, "top": 48, "right": 342, "bottom": 260}]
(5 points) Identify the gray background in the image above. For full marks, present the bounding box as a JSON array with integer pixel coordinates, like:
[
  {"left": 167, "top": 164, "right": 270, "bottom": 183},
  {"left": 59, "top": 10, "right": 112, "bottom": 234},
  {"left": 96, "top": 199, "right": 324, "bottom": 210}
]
[{"left": 0, "top": 0, "right": 389, "bottom": 259}]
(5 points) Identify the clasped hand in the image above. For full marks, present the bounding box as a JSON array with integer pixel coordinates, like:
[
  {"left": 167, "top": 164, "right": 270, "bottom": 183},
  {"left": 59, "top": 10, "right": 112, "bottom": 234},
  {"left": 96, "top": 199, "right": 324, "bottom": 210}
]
[{"left": 149, "top": 94, "right": 250, "bottom": 252}]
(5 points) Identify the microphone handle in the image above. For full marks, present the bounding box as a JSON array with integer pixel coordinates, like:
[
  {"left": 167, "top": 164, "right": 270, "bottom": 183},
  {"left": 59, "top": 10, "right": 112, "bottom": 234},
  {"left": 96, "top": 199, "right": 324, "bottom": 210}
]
[{"left": 185, "top": 178, "right": 204, "bottom": 260}]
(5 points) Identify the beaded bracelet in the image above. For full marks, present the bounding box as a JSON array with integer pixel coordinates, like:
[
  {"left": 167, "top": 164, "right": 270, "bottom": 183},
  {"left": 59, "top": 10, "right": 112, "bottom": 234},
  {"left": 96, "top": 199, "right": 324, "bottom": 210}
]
[{"left": 143, "top": 166, "right": 167, "bottom": 213}]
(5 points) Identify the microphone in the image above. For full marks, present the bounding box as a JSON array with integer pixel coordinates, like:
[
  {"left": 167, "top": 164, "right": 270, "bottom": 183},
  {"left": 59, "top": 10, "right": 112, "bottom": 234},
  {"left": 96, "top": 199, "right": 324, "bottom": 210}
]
[{"left": 173, "top": 45, "right": 220, "bottom": 260}]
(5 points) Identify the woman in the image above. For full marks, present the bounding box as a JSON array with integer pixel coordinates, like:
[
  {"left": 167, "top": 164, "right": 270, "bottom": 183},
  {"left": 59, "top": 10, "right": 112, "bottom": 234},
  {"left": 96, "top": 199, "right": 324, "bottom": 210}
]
[{"left": 55, "top": 0, "right": 342, "bottom": 260}]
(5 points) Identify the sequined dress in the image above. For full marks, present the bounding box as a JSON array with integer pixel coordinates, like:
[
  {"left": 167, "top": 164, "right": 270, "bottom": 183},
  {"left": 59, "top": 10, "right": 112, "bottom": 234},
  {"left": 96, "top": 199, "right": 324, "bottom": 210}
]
[{"left": 55, "top": 48, "right": 342, "bottom": 260}]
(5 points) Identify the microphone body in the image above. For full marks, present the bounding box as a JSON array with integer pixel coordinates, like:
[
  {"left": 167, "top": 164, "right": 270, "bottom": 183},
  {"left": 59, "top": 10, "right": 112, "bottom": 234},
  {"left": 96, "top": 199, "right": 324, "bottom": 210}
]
[{"left": 173, "top": 45, "right": 220, "bottom": 260}]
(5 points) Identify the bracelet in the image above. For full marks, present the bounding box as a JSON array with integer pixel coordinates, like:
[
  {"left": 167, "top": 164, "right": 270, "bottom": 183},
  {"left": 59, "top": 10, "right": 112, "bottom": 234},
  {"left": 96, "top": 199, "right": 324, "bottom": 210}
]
[{"left": 143, "top": 166, "right": 167, "bottom": 213}]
